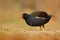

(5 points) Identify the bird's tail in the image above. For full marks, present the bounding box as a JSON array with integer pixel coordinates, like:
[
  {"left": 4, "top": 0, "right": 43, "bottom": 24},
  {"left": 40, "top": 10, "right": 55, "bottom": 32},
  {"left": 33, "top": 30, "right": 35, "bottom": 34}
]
[{"left": 45, "top": 15, "right": 52, "bottom": 23}]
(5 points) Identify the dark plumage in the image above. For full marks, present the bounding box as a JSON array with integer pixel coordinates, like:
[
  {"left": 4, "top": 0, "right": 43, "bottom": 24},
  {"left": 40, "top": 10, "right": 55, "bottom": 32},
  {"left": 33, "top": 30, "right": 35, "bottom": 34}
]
[
  {"left": 22, "top": 13, "right": 52, "bottom": 30},
  {"left": 31, "top": 11, "right": 48, "bottom": 17}
]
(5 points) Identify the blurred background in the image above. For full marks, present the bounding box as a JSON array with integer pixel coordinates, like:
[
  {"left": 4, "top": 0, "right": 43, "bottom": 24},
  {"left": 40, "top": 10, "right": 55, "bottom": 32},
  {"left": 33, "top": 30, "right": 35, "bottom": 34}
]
[{"left": 0, "top": 0, "right": 60, "bottom": 34}]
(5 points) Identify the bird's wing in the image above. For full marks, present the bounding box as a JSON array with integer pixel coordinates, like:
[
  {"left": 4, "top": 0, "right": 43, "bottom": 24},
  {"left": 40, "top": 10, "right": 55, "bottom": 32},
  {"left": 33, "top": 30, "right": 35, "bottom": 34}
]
[{"left": 35, "top": 16, "right": 46, "bottom": 19}]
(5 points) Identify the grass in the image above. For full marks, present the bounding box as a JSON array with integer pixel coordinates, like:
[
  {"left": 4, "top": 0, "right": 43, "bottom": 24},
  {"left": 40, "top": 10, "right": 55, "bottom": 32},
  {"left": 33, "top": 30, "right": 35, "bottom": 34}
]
[{"left": 0, "top": 30, "right": 60, "bottom": 40}]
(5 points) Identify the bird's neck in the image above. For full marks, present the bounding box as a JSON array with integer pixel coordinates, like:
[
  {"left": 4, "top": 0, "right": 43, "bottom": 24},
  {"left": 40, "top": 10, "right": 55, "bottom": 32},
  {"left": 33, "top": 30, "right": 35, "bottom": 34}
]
[{"left": 24, "top": 15, "right": 31, "bottom": 20}]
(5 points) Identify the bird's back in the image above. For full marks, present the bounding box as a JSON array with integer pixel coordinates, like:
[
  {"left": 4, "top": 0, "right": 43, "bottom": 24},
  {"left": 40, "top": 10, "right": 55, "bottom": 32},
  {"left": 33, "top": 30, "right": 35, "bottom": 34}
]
[{"left": 31, "top": 11, "right": 48, "bottom": 17}]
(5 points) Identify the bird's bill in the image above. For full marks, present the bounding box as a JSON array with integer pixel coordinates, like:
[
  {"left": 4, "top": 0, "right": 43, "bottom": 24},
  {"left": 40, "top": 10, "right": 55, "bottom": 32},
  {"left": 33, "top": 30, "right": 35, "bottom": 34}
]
[{"left": 21, "top": 14, "right": 24, "bottom": 19}]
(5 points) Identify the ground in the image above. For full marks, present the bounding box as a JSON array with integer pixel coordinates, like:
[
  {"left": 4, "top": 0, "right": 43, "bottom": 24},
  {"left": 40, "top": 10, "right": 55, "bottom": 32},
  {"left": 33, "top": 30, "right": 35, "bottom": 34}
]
[{"left": 0, "top": 30, "right": 60, "bottom": 40}]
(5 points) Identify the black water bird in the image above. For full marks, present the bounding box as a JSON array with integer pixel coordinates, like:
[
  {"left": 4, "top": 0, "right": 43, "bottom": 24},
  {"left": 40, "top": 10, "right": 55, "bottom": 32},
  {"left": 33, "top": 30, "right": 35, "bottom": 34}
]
[{"left": 21, "top": 12, "right": 51, "bottom": 30}]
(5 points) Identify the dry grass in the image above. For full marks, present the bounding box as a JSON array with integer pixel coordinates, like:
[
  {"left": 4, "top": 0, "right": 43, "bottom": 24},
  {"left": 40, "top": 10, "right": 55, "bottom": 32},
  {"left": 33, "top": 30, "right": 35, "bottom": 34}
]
[{"left": 0, "top": 30, "right": 60, "bottom": 40}]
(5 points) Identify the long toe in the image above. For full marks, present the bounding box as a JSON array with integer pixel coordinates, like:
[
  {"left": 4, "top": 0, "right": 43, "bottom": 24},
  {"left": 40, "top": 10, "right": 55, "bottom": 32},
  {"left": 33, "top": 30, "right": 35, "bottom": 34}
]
[
  {"left": 42, "top": 28, "right": 46, "bottom": 31},
  {"left": 40, "top": 28, "right": 42, "bottom": 30}
]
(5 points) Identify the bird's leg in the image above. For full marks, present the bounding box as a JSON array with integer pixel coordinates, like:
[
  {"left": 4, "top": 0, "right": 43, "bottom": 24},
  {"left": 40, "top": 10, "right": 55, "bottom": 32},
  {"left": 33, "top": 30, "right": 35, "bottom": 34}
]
[
  {"left": 40, "top": 26, "right": 42, "bottom": 30},
  {"left": 43, "top": 25, "right": 46, "bottom": 30},
  {"left": 43, "top": 25, "right": 45, "bottom": 28}
]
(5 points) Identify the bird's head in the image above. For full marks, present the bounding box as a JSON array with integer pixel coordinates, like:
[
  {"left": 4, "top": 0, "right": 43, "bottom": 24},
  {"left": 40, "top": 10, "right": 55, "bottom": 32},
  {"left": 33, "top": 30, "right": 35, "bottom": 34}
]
[{"left": 21, "top": 13, "right": 29, "bottom": 20}]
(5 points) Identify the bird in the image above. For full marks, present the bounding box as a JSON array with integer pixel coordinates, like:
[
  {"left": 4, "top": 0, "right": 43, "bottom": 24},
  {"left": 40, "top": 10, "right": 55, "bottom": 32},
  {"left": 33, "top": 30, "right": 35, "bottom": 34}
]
[{"left": 21, "top": 12, "right": 52, "bottom": 30}]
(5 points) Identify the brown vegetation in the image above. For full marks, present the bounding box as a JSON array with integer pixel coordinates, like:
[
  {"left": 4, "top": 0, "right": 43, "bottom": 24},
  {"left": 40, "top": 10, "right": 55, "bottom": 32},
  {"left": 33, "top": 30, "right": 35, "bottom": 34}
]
[{"left": 0, "top": 31, "right": 60, "bottom": 40}]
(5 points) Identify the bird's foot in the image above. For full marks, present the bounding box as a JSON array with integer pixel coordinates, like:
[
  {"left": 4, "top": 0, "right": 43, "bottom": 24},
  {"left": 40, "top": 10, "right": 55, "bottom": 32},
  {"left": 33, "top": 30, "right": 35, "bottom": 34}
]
[{"left": 40, "top": 28, "right": 42, "bottom": 31}]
